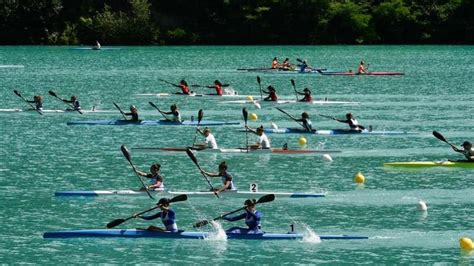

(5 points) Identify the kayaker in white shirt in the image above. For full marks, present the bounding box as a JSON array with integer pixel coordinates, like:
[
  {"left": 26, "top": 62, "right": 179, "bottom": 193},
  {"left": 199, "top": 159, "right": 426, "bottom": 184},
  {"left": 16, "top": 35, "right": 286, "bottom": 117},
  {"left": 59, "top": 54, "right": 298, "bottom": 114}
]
[
  {"left": 194, "top": 127, "right": 218, "bottom": 150},
  {"left": 452, "top": 141, "right": 474, "bottom": 161},
  {"left": 245, "top": 125, "right": 270, "bottom": 149}
]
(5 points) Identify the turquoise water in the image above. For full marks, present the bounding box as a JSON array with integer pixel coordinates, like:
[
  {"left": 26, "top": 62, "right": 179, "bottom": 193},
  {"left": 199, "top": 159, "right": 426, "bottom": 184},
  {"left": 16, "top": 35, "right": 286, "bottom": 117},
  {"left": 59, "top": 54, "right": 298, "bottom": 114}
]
[{"left": 1, "top": 46, "right": 473, "bottom": 264}]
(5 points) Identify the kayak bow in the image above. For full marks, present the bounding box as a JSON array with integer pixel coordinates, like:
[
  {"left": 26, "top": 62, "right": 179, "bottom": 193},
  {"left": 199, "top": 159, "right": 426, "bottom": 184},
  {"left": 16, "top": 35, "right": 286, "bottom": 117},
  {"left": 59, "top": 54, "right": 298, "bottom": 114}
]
[
  {"left": 384, "top": 161, "right": 474, "bottom": 168},
  {"left": 262, "top": 128, "right": 412, "bottom": 136},
  {"left": 67, "top": 119, "right": 240, "bottom": 126}
]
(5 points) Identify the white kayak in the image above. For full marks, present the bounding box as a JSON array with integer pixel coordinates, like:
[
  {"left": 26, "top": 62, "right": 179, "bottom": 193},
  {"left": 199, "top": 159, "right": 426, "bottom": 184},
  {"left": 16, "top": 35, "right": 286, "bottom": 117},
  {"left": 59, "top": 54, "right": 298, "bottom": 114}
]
[
  {"left": 55, "top": 189, "right": 327, "bottom": 198},
  {"left": 0, "top": 65, "right": 24, "bottom": 68},
  {"left": 221, "top": 99, "right": 360, "bottom": 105},
  {"left": 132, "top": 147, "right": 342, "bottom": 154},
  {"left": 0, "top": 108, "right": 115, "bottom": 114},
  {"left": 135, "top": 92, "right": 256, "bottom": 98}
]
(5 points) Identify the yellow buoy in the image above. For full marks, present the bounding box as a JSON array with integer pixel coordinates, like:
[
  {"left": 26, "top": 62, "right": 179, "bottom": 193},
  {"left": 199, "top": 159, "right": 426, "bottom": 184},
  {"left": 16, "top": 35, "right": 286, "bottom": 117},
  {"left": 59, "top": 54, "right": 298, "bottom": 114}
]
[
  {"left": 250, "top": 113, "right": 258, "bottom": 121},
  {"left": 354, "top": 172, "right": 365, "bottom": 184},
  {"left": 460, "top": 237, "right": 474, "bottom": 251},
  {"left": 298, "top": 137, "right": 307, "bottom": 146},
  {"left": 246, "top": 95, "right": 254, "bottom": 102}
]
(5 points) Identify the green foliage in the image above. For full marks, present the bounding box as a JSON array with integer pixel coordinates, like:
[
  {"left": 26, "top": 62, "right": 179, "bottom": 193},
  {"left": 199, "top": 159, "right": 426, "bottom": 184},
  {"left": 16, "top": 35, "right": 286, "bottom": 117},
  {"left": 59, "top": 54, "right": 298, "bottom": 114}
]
[{"left": 371, "top": 0, "right": 419, "bottom": 43}]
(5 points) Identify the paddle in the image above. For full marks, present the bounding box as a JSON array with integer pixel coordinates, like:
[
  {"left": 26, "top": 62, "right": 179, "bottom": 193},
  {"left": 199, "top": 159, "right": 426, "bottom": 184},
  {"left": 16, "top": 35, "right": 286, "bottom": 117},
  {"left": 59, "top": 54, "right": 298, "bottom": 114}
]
[
  {"left": 275, "top": 107, "right": 304, "bottom": 128},
  {"left": 291, "top": 79, "right": 298, "bottom": 101},
  {"left": 242, "top": 108, "right": 249, "bottom": 153},
  {"left": 13, "top": 90, "right": 43, "bottom": 115},
  {"left": 48, "top": 91, "right": 83, "bottom": 114},
  {"left": 257, "top": 76, "right": 263, "bottom": 101},
  {"left": 433, "top": 131, "right": 457, "bottom": 149},
  {"left": 106, "top": 194, "right": 187, "bottom": 229},
  {"left": 149, "top": 101, "right": 170, "bottom": 121},
  {"left": 113, "top": 102, "right": 127, "bottom": 120},
  {"left": 318, "top": 114, "right": 335, "bottom": 120},
  {"left": 191, "top": 109, "right": 204, "bottom": 147},
  {"left": 185, "top": 148, "right": 219, "bottom": 198},
  {"left": 121, "top": 145, "right": 154, "bottom": 199},
  {"left": 158, "top": 78, "right": 178, "bottom": 87},
  {"left": 193, "top": 194, "right": 275, "bottom": 228}
]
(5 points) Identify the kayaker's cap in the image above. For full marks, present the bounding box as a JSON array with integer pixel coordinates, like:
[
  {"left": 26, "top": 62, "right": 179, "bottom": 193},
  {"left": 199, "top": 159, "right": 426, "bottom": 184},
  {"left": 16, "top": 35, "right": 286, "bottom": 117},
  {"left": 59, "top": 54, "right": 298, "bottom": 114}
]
[
  {"left": 130, "top": 105, "right": 136, "bottom": 110},
  {"left": 203, "top": 127, "right": 211, "bottom": 133},
  {"left": 157, "top": 198, "right": 170, "bottom": 206},
  {"left": 461, "top": 141, "right": 471, "bottom": 147},
  {"left": 302, "top": 112, "right": 309, "bottom": 119},
  {"left": 244, "top": 199, "right": 257, "bottom": 207}
]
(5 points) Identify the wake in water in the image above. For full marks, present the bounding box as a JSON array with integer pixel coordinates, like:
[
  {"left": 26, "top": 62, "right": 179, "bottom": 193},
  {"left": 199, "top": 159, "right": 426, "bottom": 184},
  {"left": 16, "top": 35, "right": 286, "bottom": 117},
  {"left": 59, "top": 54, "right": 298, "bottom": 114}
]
[
  {"left": 296, "top": 223, "right": 321, "bottom": 243},
  {"left": 206, "top": 221, "right": 228, "bottom": 241}
]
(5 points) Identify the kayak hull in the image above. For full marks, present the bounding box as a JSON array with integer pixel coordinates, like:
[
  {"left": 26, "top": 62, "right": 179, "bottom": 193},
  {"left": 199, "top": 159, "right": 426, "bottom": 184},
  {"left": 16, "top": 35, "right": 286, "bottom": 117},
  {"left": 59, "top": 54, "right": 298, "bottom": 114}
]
[
  {"left": 55, "top": 190, "right": 326, "bottom": 198},
  {"left": 43, "top": 229, "right": 368, "bottom": 240},
  {"left": 384, "top": 161, "right": 474, "bottom": 168},
  {"left": 0, "top": 108, "right": 113, "bottom": 114},
  {"left": 135, "top": 92, "right": 250, "bottom": 98},
  {"left": 319, "top": 71, "right": 404, "bottom": 76},
  {"left": 67, "top": 120, "right": 240, "bottom": 126},
  {"left": 221, "top": 100, "right": 359, "bottom": 105},
  {"left": 132, "top": 147, "right": 342, "bottom": 154},
  {"left": 263, "top": 128, "right": 412, "bottom": 135}
]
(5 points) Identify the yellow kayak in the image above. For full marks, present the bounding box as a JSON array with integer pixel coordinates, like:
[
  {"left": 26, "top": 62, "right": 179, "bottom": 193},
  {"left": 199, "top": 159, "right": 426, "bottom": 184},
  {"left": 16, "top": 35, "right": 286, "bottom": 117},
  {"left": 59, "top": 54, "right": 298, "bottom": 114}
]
[{"left": 384, "top": 161, "right": 474, "bottom": 168}]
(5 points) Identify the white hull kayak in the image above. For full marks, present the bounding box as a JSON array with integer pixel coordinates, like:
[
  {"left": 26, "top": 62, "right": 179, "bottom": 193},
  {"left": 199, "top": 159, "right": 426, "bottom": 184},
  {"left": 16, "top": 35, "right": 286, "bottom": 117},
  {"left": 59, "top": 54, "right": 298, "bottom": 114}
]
[
  {"left": 132, "top": 147, "right": 342, "bottom": 154},
  {"left": 262, "top": 128, "right": 413, "bottom": 136},
  {"left": 44, "top": 229, "right": 368, "bottom": 240},
  {"left": 0, "top": 108, "right": 115, "bottom": 114},
  {"left": 384, "top": 161, "right": 474, "bottom": 168},
  {"left": 221, "top": 99, "right": 359, "bottom": 105},
  {"left": 55, "top": 189, "right": 326, "bottom": 198},
  {"left": 135, "top": 92, "right": 254, "bottom": 98}
]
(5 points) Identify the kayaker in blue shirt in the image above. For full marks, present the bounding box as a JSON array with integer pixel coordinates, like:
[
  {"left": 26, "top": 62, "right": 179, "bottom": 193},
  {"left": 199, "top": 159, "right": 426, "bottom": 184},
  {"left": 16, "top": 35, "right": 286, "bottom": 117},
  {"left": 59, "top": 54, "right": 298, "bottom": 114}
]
[
  {"left": 452, "top": 141, "right": 474, "bottom": 161},
  {"left": 62, "top": 96, "right": 81, "bottom": 111},
  {"left": 298, "top": 60, "right": 309, "bottom": 73},
  {"left": 135, "top": 198, "right": 178, "bottom": 232},
  {"left": 200, "top": 161, "right": 236, "bottom": 193},
  {"left": 26, "top": 95, "right": 43, "bottom": 111},
  {"left": 223, "top": 199, "right": 263, "bottom": 234},
  {"left": 136, "top": 163, "right": 164, "bottom": 190},
  {"left": 124, "top": 105, "right": 139, "bottom": 122}
]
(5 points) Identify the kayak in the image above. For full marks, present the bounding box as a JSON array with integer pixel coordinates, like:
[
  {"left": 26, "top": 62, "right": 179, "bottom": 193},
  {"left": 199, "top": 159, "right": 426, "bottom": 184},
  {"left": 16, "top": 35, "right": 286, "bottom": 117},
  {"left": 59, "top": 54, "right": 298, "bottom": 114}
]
[
  {"left": 43, "top": 229, "right": 368, "bottom": 240},
  {"left": 237, "top": 68, "right": 327, "bottom": 74},
  {"left": 72, "top": 47, "right": 120, "bottom": 50},
  {"left": 55, "top": 189, "right": 327, "bottom": 198},
  {"left": 384, "top": 161, "right": 474, "bottom": 168},
  {"left": 262, "top": 128, "right": 413, "bottom": 135},
  {"left": 132, "top": 147, "right": 342, "bottom": 154},
  {"left": 135, "top": 92, "right": 250, "bottom": 98},
  {"left": 67, "top": 119, "right": 240, "bottom": 126},
  {"left": 0, "top": 65, "right": 24, "bottom": 68},
  {"left": 319, "top": 71, "right": 404, "bottom": 76},
  {"left": 0, "top": 108, "right": 114, "bottom": 114},
  {"left": 221, "top": 99, "right": 359, "bottom": 105}
]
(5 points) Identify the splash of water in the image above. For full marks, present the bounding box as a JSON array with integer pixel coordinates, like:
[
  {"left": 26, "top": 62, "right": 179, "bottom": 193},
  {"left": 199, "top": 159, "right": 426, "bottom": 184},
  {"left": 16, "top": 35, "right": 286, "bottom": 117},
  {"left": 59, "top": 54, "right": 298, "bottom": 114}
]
[
  {"left": 300, "top": 224, "right": 321, "bottom": 243},
  {"left": 205, "top": 220, "right": 227, "bottom": 241}
]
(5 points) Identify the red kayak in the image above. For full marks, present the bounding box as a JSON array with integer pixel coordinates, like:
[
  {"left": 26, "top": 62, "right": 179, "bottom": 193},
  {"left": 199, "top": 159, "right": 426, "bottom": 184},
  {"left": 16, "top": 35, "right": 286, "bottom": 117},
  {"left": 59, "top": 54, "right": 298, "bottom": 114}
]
[{"left": 318, "top": 70, "right": 404, "bottom": 76}]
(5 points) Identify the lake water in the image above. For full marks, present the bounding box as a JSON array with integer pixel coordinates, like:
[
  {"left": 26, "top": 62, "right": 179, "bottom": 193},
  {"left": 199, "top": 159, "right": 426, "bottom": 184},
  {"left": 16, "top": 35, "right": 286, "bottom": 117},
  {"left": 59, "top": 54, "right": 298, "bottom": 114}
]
[{"left": 0, "top": 45, "right": 473, "bottom": 264}]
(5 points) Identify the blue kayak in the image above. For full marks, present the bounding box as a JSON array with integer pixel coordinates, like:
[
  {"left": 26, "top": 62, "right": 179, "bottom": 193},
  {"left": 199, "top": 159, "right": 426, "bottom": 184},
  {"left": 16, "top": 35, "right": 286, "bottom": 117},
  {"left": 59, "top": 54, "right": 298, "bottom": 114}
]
[
  {"left": 43, "top": 229, "right": 368, "bottom": 240},
  {"left": 67, "top": 119, "right": 240, "bottom": 126},
  {"left": 264, "top": 128, "right": 412, "bottom": 135}
]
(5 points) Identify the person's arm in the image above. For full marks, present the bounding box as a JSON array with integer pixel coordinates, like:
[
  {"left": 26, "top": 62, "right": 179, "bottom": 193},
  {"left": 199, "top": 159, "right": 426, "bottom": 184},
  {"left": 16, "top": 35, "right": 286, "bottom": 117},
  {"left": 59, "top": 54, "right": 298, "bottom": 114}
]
[
  {"left": 452, "top": 146, "right": 462, "bottom": 153},
  {"left": 217, "top": 179, "right": 232, "bottom": 192},
  {"left": 200, "top": 170, "right": 219, "bottom": 177},
  {"left": 296, "top": 91, "right": 305, "bottom": 95},
  {"left": 138, "top": 211, "right": 162, "bottom": 220},
  {"left": 148, "top": 176, "right": 163, "bottom": 189},
  {"left": 26, "top": 100, "right": 35, "bottom": 103},
  {"left": 335, "top": 118, "right": 349, "bottom": 124},
  {"left": 223, "top": 212, "right": 246, "bottom": 222}
]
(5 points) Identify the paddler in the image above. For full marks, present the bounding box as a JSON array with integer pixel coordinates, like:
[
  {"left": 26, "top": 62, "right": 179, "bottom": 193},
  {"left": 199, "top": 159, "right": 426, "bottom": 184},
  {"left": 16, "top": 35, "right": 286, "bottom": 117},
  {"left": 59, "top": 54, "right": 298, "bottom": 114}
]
[
  {"left": 357, "top": 60, "right": 366, "bottom": 74},
  {"left": 170, "top": 80, "right": 191, "bottom": 95},
  {"left": 281, "top": 58, "right": 292, "bottom": 70},
  {"left": 297, "top": 88, "right": 313, "bottom": 102},
  {"left": 62, "top": 96, "right": 81, "bottom": 111},
  {"left": 334, "top": 113, "right": 365, "bottom": 130},
  {"left": 452, "top": 141, "right": 474, "bottom": 161},
  {"left": 200, "top": 161, "right": 236, "bottom": 193},
  {"left": 124, "top": 105, "right": 139, "bottom": 122},
  {"left": 93, "top": 41, "right": 101, "bottom": 50},
  {"left": 134, "top": 198, "right": 178, "bottom": 232},
  {"left": 26, "top": 95, "right": 43, "bottom": 111},
  {"left": 204, "top": 80, "right": 224, "bottom": 96},
  {"left": 245, "top": 125, "right": 271, "bottom": 149},
  {"left": 298, "top": 60, "right": 309, "bottom": 73},
  {"left": 136, "top": 163, "right": 164, "bottom": 190},
  {"left": 194, "top": 127, "right": 218, "bottom": 150},
  {"left": 295, "top": 112, "right": 313, "bottom": 132},
  {"left": 271, "top": 57, "right": 279, "bottom": 69},
  {"left": 262, "top": 85, "right": 278, "bottom": 101},
  {"left": 223, "top": 198, "right": 263, "bottom": 234},
  {"left": 160, "top": 104, "right": 182, "bottom": 122}
]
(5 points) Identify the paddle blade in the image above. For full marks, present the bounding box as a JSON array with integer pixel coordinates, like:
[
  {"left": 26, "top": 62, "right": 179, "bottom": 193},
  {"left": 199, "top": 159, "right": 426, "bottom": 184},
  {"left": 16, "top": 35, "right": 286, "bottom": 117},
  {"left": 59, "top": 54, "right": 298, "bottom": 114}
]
[
  {"left": 169, "top": 194, "right": 187, "bottom": 203},
  {"left": 291, "top": 79, "right": 295, "bottom": 87},
  {"left": 257, "top": 76, "right": 261, "bottom": 84},
  {"left": 193, "top": 219, "right": 209, "bottom": 228},
  {"left": 13, "top": 90, "right": 21, "bottom": 97},
  {"left": 121, "top": 145, "right": 132, "bottom": 162},
  {"left": 197, "top": 109, "right": 204, "bottom": 123},
  {"left": 106, "top": 218, "right": 126, "bottom": 229},
  {"left": 48, "top": 90, "right": 58, "bottom": 97},
  {"left": 432, "top": 131, "right": 447, "bottom": 142},
  {"left": 242, "top": 108, "right": 248, "bottom": 122},
  {"left": 186, "top": 148, "right": 199, "bottom": 167},
  {"left": 296, "top": 58, "right": 303, "bottom": 63},
  {"left": 256, "top": 194, "right": 275, "bottom": 204},
  {"left": 149, "top": 101, "right": 158, "bottom": 109}
]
